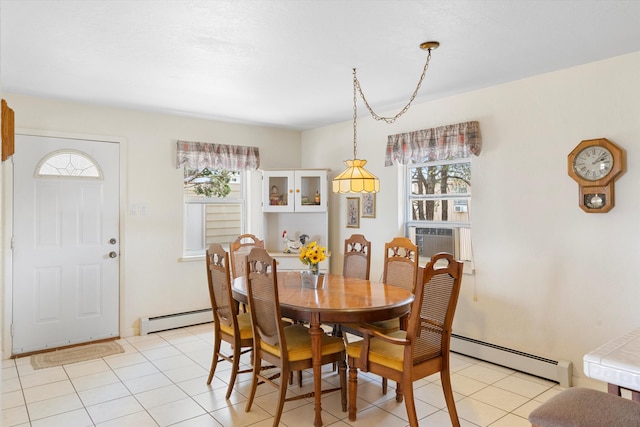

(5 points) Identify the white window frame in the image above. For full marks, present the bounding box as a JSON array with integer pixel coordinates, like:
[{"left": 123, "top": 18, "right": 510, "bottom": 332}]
[
  {"left": 183, "top": 170, "right": 246, "bottom": 258},
  {"left": 405, "top": 157, "right": 473, "bottom": 265}
]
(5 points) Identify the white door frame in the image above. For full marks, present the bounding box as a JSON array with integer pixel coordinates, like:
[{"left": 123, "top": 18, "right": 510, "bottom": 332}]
[{"left": 1, "top": 129, "right": 127, "bottom": 358}]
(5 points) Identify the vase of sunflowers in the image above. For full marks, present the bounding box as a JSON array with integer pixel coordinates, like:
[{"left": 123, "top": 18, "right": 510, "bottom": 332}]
[{"left": 299, "top": 241, "right": 327, "bottom": 288}]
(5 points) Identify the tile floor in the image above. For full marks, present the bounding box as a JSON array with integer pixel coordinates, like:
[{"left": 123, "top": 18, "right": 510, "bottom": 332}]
[{"left": 1, "top": 323, "right": 564, "bottom": 426}]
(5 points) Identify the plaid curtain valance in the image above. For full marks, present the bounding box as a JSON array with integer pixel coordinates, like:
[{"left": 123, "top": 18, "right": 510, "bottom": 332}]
[
  {"left": 385, "top": 121, "right": 481, "bottom": 166},
  {"left": 176, "top": 140, "right": 260, "bottom": 171}
]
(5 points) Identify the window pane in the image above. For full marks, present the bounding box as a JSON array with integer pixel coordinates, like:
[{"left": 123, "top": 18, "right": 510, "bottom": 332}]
[
  {"left": 183, "top": 168, "right": 245, "bottom": 256},
  {"left": 37, "top": 151, "right": 101, "bottom": 178},
  {"left": 410, "top": 198, "right": 470, "bottom": 222},
  {"left": 409, "top": 162, "right": 471, "bottom": 196}
]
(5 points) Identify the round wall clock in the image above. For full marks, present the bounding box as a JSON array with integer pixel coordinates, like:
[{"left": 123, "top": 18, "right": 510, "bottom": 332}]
[{"left": 567, "top": 138, "right": 624, "bottom": 213}]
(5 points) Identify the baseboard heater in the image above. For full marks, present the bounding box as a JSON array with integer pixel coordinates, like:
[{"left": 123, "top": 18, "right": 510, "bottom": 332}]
[
  {"left": 451, "top": 334, "right": 572, "bottom": 387},
  {"left": 140, "top": 308, "right": 213, "bottom": 335}
]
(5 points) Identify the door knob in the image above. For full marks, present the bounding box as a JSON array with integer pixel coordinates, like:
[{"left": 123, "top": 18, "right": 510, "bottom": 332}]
[{"left": 109, "top": 251, "right": 118, "bottom": 258}]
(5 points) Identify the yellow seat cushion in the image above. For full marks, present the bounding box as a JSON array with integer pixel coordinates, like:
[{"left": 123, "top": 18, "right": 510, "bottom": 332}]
[
  {"left": 261, "top": 324, "right": 345, "bottom": 362},
  {"left": 365, "top": 318, "right": 400, "bottom": 334},
  {"left": 346, "top": 330, "right": 407, "bottom": 371},
  {"left": 219, "top": 312, "right": 253, "bottom": 340}
]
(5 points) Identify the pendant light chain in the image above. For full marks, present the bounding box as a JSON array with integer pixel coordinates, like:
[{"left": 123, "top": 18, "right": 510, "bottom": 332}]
[
  {"left": 352, "top": 68, "right": 358, "bottom": 159},
  {"left": 353, "top": 47, "right": 434, "bottom": 124}
]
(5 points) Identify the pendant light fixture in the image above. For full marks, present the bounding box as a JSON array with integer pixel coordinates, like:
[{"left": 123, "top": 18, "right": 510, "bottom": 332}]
[{"left": 332, "top": 41, "right": 440, "bottom": 194}]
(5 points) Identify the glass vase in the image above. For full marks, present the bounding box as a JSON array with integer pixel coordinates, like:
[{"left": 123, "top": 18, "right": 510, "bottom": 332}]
[{"left": 309, "top": 263, "right": 319, "bottom": 275}]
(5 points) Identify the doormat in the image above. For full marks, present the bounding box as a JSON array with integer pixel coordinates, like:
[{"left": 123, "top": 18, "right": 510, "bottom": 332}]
[{"left": 30, "top": 341, "right": 124, "bottom": 370}]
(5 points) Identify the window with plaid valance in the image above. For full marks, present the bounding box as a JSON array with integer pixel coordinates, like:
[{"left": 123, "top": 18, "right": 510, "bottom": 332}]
[
  {"left": 385, "top": 121, "right": 481, "bottom": 166},
  {"left": 176, "top": 140, "right": 260, "bottom": 171}
]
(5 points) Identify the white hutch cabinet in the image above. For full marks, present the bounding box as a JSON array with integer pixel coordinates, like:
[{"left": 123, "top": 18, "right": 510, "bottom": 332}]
[{"left": 262, "top": 169, "right": 330, "bottom": 272}]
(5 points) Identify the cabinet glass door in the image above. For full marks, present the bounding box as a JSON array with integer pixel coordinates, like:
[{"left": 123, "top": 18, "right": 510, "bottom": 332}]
[
  {"left": 264, "top": 171, "right": 294, "bottom": 212},
  {"left": 295, "top": 170, "right": 326, "bottom": 212}
]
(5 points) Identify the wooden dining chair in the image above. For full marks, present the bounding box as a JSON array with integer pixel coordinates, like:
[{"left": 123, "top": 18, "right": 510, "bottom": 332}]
[
  {"left": 346, "top": 252, "right": 464, "bottom": 427},
  {"left": 333, "top": 234, "right": 372, "bottom": 341},
  {"left": 343, "top": 233, "right": 371, "bottom": 280},
  {"left": 366, "top": 236, "right": 419, "bottom": 333},
  {"left": 342, "top": 236, "right": 419, "bottom": 393},
  {"left": 205, "top": 243, "right": 253, "bottom": 399},
  {"left": 244, "top": 248, "right": 347, "bottom": 426},
  {"left": 229, "top": 233, "right": 264, "bottom": 279}
]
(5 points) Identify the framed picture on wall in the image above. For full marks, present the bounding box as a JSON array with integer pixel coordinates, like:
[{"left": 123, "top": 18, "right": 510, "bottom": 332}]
[
  {"left": 346, "top": 197, "right": 360, "bottom": 228},
  {"left": 361, "top": 193, "right": 376, "bottom": 218}
]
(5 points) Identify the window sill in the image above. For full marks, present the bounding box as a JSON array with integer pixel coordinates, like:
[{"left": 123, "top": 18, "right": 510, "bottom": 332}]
[{"left": 179, "top": 255, "right": 205, "bottom": 262}]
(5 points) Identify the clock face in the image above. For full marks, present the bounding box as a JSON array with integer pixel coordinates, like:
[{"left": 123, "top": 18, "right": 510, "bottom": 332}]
[{"left": 573, "top": 146, "right": 614, "bottom": 181}]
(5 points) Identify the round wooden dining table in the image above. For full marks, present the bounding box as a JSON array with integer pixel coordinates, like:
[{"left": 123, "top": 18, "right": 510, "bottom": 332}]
[{"left": 233, "top": 271, "right": 414, "bottom": 427}]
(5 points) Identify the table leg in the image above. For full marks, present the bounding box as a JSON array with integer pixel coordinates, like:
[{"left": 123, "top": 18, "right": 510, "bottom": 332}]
[{"left": 309, "top": 312, "right": 323, "bottom": 427}]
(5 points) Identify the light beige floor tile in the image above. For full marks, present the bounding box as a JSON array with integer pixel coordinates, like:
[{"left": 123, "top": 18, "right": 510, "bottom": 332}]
[
  {"left": 162, "top": 363, "right": 208, "bottom": 383},
  {"left": 421, "top": 409, "right": 477, "bottom": 427},
  {"left": 77, "top": 381, "right": 131, "bottom": 406},
  {"left": 114, "top": 361, "right": 160, "bottom": 381},
  {"left": 19, "top": 366, "right": 67, "bottom": 389},
  {"left": 457, "top": 363, "right": 512, "bottom": 384},
  {"left": 141, "top": 345, "right": 182, "bottom": 361},
  {"left": 211, "top": 401, "right": 273, "bottom": 427},
  {"left": 2, "top": 365, "right": 18, "bottom": 380},
  {"left": 169, "top": 413, "right": 224, "bottom": 426},
  {"left": 103, "top": 351, "right": 148, "bottom": 369},
  {"left": 70, "top": 369, "right": 121, "bottom": 392},
  {"left": 23, "top": 379, "right": 75, "bottom": 404},
  {"left": 151, "top": 354, "right": 199, "bottom": 371},
  {"left": 489, "top": 413, "right": 531, "bottom": 426},
  {"left": 27, "top": 392, "right": 84, "bottom": 420},
  {"left": 449, "top": 372, "right": 490, "bottom": 396},
  {"left": 176, "top": 375, "right": 227, "bottom": 396},
  {"left": 533, "top": 386, "right": 563, "bottom": 402},
  {"left": 135, "top": 383, "right": 189, "bottom": 409},
  {"left": 2, "top": 389, "right": 25, "bottom": 409},
  {"left": 15, "top": 358, "right": 39, "bottom": 377},
  {"left": 1, "top": 377, "right": 22, "bottom": 393},
  {"left": 122, "top": 372, "right": 173, "bottom": 394},
  {"left": 345, "top": 404, "right": 407, "bottom": 427},
  {"left": 95, "top": 410, "right": 159, "bottom": 427},
  {"left": 469, "top": 384, "right": 529, "bottom": 412},
  {"left": 1, "top": 404, "right": 30, "bottom": 427},
  {"left": 64, "top": 359, "right": 111, "bottom": 378},
  {"left": 512, "top": 399, "right": 542, "bottom": 419},
  {"left": 86, "top": 395, "right": 145, "bottom": 424},
  {"left": 2, "top": 359, "right": 17, "bottom": 369},
  {"left": 191, "top": 386, "right": 247, "bottom": 412},
  {"left": 493, "top": 375, "right": 552, "bottom": 398},
  {"left": 146, "top": 397, "right": 207, "bottom": 426},
  {"left": 413, "top": 382, "right": 464, "bottom": 409},
  {"left": 455, "top": 396, "right": 508, "bottom": 426},
  {"left": 129, "top": 337, "right": 171, "bottom": 352},
  {"left": 375, "top": 391, "right": 439, "bottom": 422},
  {"left": 30, "top": 408, "right": 93, "bottom": 427}
]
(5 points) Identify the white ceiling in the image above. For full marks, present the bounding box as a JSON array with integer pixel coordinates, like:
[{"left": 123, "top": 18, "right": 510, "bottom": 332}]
[{"left": 2, "top": 0, "right": 640, "bottom": 130}]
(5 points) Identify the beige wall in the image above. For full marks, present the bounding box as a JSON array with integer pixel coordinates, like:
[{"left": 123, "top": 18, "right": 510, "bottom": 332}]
[
  {"left": 0, "top": 95, "right": 301, "bottom": 345},
  {"left": 302, "top": 51, "right": 640, "bottom": 385}
]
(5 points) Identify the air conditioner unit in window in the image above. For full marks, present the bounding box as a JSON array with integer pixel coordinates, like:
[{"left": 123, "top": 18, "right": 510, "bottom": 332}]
[
  {"left": 453, "top": 205, "right": 467, "bottom": 213},
  {"left": 408, "top": 227, "right": 459, "bottom": 258}
]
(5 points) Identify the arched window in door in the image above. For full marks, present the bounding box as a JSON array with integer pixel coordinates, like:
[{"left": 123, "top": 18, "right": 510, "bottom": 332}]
[{"left": 35, "top": 150, "right": 102, "bottom": 179}]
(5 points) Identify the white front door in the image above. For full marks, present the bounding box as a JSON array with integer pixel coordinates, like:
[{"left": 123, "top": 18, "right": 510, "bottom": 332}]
[{"left": 12, "top": 135, "right": 120, "bottom": 355}]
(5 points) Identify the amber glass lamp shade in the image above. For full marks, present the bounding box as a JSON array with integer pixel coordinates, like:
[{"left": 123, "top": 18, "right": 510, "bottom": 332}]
[{"left": 332, "top": 159, "right": 380, "bottom": 193}]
